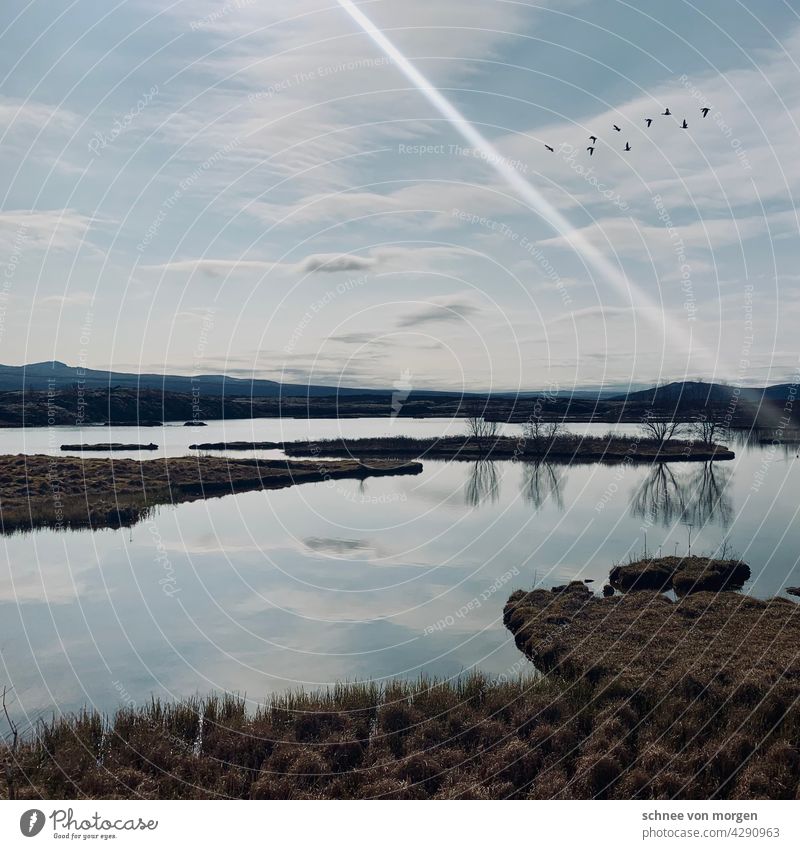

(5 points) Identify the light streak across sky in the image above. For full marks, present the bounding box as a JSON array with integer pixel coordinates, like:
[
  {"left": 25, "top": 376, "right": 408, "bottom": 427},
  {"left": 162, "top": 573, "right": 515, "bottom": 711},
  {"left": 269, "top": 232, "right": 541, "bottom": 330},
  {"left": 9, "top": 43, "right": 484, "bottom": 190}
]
[{"left": 334, "top": 0, "right": 750, "bottom": 398}]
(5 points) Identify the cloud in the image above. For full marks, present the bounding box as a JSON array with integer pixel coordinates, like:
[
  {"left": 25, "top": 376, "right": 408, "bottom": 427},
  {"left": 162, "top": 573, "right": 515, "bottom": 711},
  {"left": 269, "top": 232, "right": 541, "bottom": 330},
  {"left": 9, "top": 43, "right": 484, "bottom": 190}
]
[
  {"left": 37, "top": 291, "right": 95, "bottom": 307},
  {"left": 0, "top": 209, "right": 104, "bottom": 255},
  {"left": 0, "top": 97, "right": 80, "bottom": 175},
  {"left": 329, "top": 331, "right": 381, "bottom": 345},
  {"left": 295, "top": 253, "right": 376, "bottom": 273},
  {"left": 139, "top": 0, "right": 534, "bottom": 200},
  {"left": 0, "top": 96, "right": 77, "bottom": 132},
  {"left": 396, "top": 296, "right": 482, "bottom": 327},
  {"left": 141, "top": 258, "right": 278, "bottom": 278},
  {"left": 538, "top": 215, "right": 770, "bottom": 257},
  {"left": 548, "top": 305, "right": 637, "bottom": 325},
  {"left": 143, "top": 245, "right": 474, "bottom": 278}
]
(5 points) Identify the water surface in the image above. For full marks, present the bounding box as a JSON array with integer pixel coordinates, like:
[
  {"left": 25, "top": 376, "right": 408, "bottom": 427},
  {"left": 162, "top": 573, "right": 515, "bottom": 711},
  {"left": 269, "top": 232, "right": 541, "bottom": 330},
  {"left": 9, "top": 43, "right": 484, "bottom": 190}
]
[{"left": 1, "top": 418, "right": 798, "bottom": 724}]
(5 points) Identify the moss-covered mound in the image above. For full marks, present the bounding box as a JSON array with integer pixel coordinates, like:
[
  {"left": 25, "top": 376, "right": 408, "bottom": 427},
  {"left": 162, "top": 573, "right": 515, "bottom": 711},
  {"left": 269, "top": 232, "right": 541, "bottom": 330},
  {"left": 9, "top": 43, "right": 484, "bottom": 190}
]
[
  {"left": 501, "top": 582, "right": 800, "bottom": 798},
  {"left": 609, "top": 556, "right": 750, "bottom": 595}
]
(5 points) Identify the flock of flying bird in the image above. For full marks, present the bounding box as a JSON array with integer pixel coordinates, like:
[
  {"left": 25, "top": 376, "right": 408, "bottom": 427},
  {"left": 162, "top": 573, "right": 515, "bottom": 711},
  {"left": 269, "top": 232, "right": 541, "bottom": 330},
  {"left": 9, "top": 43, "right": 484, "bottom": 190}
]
[{"left": 544, "top": 106, "right": 712, "bottom": 155}]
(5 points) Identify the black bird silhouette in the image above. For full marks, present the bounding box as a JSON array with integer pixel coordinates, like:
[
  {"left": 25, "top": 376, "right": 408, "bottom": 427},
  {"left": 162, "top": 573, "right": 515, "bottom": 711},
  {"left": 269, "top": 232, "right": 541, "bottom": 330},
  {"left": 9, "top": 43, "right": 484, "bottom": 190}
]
[
  {"left": 701, "top": 107, "right": 710, "bottom": 117},
  {"left": 624, "top": 142, "right": 631, "bottom": 152},
  {"left": 589, "top": 135, "right": 597, "bottom": 143},
  {"left": 587, "top": 146, "right": 595, "bottom": 156},
  {"left": 681, "top": 119, "right": 688, "bottom": 129},
  {"left": 545, "top": 144, "right": 554, "bottom": 152},
  {"left": 613, "top": 124, "right": 621, "bottom": 131},
  {"left": 662, "top": 108, "right": 671, "bottom": 116},
  {"left": 645, "top": 118, "right": 653, "bottom": 127}
]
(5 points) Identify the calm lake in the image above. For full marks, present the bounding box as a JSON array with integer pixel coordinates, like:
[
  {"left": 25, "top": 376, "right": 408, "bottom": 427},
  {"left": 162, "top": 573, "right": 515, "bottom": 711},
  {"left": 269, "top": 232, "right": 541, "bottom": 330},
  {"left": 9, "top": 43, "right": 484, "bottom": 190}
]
[{"left": 1, "top": 417, "right": 798, "bottom": 723}]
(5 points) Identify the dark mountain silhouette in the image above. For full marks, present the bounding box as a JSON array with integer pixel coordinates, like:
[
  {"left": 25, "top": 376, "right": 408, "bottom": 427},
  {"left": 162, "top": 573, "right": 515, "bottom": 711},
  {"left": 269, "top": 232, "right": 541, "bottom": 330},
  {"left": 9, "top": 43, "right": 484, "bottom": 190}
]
[
  {"left": 610, "top": 380, "right": 738, "bottom": 405},
  {"left": 0, "top": 367, "right": 795, "bottom": 428},
  {"left": 0, "top": 360, "right": 390, "bottom": 396},
  {"left": 609, "top": 379, "right": 798, "bottom": 415},
  {"left": 0, "top": 361, "right": 649, "bottom": 400}
]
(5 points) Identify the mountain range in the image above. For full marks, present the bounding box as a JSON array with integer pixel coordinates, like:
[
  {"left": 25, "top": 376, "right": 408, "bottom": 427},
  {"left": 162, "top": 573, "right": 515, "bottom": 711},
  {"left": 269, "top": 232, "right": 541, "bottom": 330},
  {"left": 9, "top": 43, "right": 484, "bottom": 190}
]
[{"left": 0, "top": 362, "right": 793, "bottom": 407}]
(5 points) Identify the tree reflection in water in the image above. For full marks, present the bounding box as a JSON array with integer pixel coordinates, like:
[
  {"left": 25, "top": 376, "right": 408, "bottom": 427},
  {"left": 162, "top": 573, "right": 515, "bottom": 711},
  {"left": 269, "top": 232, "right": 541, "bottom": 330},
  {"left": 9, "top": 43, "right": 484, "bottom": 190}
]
[
  {"left": 631, "top": 461, "right": 733, "bottom": 528},
  {"left": 631, "top": 463, "right": 687, "bottom": 527},
  {"left": 685, "top": 461, "right": 733, "bottom": 527},
  {"left": 521, "top": 461, "right": 565, "bottom": 511},
  {"left": 464, "top": 459, "right": 500, "bottom": 507}
]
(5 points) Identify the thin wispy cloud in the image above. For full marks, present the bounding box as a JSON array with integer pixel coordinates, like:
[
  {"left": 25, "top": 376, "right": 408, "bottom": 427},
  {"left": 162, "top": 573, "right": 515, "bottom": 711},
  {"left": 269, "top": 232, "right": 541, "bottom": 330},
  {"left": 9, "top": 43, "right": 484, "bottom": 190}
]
[
  {"left": 1, "top": 1, "right": 798, "bottom": 386},
  {"left": 396, "top": 296, "right": 483, "bottom": 328}
]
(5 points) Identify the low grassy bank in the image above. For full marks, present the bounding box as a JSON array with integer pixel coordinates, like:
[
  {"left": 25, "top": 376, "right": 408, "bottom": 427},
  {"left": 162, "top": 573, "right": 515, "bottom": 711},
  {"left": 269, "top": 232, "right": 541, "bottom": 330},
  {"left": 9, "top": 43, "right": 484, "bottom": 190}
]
[
  {"left": 189, "top": 441, "right": 281, "bottom": 450},
  {"left": 282, "top": 434, "right": 734, "bottom": 462},
  {"left": 60, "top": 442, "right": 158, "bottom": 451},
  {"left": 503, "top": 582, "right": 800, "bottom": 799},
  {"left": 609, "top": 555, "right": 751, "bottom": 594},
  {"left": 0, "top": 675, "right": 561, "bottom": 800},
  {"left": 0, "top": 454, "right": 421, "bottom": 534},
  {"left": 3, "top": 580, "right": 798, "bottom": 800}
]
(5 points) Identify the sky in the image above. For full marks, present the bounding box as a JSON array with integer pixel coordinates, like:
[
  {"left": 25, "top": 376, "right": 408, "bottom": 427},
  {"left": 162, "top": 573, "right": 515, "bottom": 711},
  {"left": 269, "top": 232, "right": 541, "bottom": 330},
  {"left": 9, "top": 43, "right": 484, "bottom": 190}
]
[{"left": 1, "top": 0, "right": 799, "bottom": 392}]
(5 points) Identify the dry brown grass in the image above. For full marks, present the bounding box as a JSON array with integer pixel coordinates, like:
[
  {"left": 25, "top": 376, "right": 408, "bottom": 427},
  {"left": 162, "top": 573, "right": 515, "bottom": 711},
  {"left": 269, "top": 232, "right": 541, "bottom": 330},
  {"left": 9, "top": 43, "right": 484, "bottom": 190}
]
[
  {"left": 3, "top": 583, "right": 798, "bottom": 800},
  {"left": 3, "top": 556, "right": 797, "bottom": 799},
  {"left": 283, "top": 435, "right": 734, "bottom": 462},
  {"left": 504, "top": 583, "right": 800, "bottom": 798},
  {"left": 1, "top": 676, "right": 566, "bottom": 800},
  {"left": 0, "top": 454, "right": 421, "bottom": 533},
  {"left": 609, "top": 556, "right": 751, "bottom": 594}
]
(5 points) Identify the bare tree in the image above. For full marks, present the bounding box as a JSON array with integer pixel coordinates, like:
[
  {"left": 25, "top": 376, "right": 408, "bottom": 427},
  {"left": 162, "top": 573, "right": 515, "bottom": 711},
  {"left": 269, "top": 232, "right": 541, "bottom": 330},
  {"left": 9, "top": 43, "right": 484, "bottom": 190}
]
[
  {"left": 691, "top": 414, "right": 727, "bottom": 446},
  {"left": 464, "top": 415, "right": 500, "bottom": 441},
  {"left": 639, "top": 411, "right": 686, "bottom": 443},
  {"left": 523, "top": 419, "right": 565, "bottom": 454}
]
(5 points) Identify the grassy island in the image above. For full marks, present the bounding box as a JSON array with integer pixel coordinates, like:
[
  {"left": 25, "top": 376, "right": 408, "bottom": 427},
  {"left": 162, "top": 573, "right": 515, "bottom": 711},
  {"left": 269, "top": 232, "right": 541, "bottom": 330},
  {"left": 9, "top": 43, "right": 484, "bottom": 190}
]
[
  {"left": 60, "top": 442, "right": 158, "bottom": 451},
  {"left": 282, "top": 434, "right": 735, "bottom": 463},
  {"left": 608, "top": 555, "right": 751, "bottom": 594},
  {"left": 189, "top": 441, "right": 281, "bottom": 450},
  {"left": 0, "top": 454, "right": 421, "bottom": 533}
]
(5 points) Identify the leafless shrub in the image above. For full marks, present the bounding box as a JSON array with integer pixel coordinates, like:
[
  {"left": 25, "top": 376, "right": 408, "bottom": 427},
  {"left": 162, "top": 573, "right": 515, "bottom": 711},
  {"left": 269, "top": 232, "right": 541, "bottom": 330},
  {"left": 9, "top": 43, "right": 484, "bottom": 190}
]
[
  {"left": 691, "top": 414, "right": 728, "bottom": 445},
  {"left": 523, "top": 419, "right": 565, "bottom": 453},
  {"left": 639, "top": 412, "right": 686, "bottom": 443},
  {"left": 464, "top": 415, "right": 501, "bottom": 441}
]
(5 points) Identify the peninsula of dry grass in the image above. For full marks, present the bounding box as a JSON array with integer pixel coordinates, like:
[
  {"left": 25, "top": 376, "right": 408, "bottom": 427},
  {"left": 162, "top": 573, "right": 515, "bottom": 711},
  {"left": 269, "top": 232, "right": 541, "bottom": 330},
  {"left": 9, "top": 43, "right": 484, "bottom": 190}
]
[
  {"left": 282, "top": 434, "right": 734, "bottom": 462},
  {"left": 502, "top": 582, "right": 800, "bottom": 799},
  {"left": 0, "top": 453, "right": 421, "bottom": 533},
  {"left": 60, "top": 442, "right": 158, "bottom": 451}
]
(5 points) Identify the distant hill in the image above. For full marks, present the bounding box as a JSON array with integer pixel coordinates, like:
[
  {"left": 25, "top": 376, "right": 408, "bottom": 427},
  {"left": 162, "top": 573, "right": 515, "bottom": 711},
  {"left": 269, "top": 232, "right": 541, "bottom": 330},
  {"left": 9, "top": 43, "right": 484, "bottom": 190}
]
[
  {"left": 0, "top": 361, "right": 393, "bottom": 397},
  {"left": 0, "top": 369, "right": 796, "bottom": 428},
  {"left": 0, "top": 361, "right": 636, "bottom": 401},
  {"left": 0, "top": 365, "right": 794, "bottom": 411},
  {"left": 607, "top": 380, "right": 800, "bottom": 427},
  {"left": 610, "top": 380, "right": 772, "bottom": 407}
]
